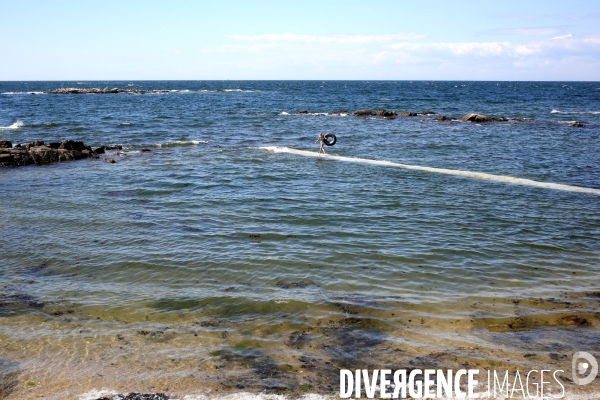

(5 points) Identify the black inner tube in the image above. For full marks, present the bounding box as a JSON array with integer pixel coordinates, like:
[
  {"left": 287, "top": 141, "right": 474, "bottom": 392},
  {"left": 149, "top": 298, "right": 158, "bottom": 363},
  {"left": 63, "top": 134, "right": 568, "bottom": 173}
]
[{"left": 324, "top": 133, "right": 337, "bottom": 146}]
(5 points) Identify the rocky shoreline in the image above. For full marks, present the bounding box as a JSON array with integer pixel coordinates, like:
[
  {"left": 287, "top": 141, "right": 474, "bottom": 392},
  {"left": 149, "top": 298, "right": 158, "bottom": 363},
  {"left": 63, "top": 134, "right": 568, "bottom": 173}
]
[{"left": 0, "top": 139, "right": 125, "bottom": 167}]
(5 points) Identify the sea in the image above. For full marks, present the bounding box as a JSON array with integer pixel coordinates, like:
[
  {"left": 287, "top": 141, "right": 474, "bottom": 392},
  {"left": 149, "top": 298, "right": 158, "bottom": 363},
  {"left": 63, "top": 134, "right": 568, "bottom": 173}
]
[{"left": 1, "top": 81, "right": 599, "bottom": 399}]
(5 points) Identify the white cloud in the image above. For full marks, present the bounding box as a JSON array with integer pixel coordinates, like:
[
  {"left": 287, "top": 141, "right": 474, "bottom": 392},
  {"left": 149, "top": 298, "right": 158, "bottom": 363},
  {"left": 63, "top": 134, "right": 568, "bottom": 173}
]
[
  {"left": 550, "top": 34, "right": 572, "bottom": 40},
  {"left": 194, "top": 33, "right": 600, "bottom": 79}
]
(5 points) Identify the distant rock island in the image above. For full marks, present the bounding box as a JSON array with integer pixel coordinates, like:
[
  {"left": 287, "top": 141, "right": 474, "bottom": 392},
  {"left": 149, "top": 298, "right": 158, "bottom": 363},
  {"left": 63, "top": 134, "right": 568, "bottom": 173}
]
[{"left": 46, "top": 87, "right": 173, "bottom": 94}]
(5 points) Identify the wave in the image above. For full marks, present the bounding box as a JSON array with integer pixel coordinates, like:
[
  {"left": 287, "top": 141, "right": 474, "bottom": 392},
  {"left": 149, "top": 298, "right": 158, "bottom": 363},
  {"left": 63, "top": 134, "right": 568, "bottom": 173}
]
[
  {"left": 1, "top": 91, "right": 45, "bottom": 95},
  {"left": 154, "top": 140, "right": 208, "bottom": 148},
  {"left": 280, "top": 112, "right": 349, "bottom": 116},
  {"left": 0, "top": 120, "right": 24, "bottom": 130},
  {"left": 258, "top": 146, "right": 600, "bottom": 196},
  {"left": 222, "top": 88, "right": 260, "bottom": 92},
  {"left": 551, "top": 109, "right": 600, "bottom": 115}
]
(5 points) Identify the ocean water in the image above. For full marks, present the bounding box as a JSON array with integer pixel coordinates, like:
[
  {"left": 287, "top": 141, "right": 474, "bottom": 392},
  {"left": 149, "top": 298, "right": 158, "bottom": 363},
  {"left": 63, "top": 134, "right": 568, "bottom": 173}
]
[{"left": 1, "top": 81, "right": 600, "bottom": 399}]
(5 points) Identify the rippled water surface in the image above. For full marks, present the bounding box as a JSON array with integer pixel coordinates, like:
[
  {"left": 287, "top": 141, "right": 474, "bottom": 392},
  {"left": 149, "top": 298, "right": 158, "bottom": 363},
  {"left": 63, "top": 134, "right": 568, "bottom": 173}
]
[{"left": 1, "top": 81, "right": 599, "bottom": 399}]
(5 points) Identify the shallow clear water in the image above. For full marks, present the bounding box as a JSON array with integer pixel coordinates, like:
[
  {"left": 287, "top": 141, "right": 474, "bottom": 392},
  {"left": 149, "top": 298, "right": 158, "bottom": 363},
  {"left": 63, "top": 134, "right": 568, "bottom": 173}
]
[{"left": 1, "top": 81, "right": 599, "bottom": 398}]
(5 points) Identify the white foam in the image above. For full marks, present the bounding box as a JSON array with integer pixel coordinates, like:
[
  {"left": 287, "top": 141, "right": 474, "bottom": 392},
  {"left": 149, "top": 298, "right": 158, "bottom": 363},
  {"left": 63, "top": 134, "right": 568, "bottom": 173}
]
[
  {"left": 222, "top": 89, "right": 259, "bottom": 93},
  {"left": 0, "top": 120, "right": 23, "bottom": 130},
  {"left": 279, "top": 112, "right": 290, "bottom": 115},
  {"left": 259, "top": 146, "right": 600, "bottom": 196},
  {"left": 1, "top": 91, "right": 44, "bottom": 95},
  {"left": 551, "top": 109, "right": 600, "bottom": 115},
  {"left": 155, "top": 140, "right": 208, "bottom": 148}
]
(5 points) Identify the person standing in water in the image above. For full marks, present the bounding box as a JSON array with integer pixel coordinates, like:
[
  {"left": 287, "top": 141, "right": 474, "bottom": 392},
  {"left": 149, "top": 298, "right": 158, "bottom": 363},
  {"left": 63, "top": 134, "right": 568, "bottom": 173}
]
[{"left": 315, "top": 132, "right": 327, "bottom": 155}]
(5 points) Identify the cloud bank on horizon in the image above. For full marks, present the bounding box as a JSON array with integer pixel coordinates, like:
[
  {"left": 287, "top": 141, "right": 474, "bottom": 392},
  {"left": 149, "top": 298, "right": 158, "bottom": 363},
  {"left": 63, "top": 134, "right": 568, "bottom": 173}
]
[{"left": 1, "top": 0, "right": 599, "bottom": 80}]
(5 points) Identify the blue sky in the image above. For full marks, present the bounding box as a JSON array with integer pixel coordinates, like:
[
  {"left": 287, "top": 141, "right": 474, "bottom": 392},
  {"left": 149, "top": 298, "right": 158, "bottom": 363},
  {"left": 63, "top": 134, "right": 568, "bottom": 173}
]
[{"left": 1, "top": 0, "right": 600, "bottom": 80}]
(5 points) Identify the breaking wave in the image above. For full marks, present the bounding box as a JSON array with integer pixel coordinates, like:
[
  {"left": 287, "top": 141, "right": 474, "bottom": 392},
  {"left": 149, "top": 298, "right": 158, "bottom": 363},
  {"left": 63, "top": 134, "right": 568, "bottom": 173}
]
[
  {"left": 154, "top": 140, "right": 208, "bottom": 148},
  {"left": 259, "top": 146, "right": 600, "bottom": 196},
  {"left": 0, "top": 91, "right": 45, "bottom": 95},
  {"left": 551, "top": 109, "right": 600, "bottom": 115},
  {"left": 0, "top": 120, "right": 24, "bottom": 130}
]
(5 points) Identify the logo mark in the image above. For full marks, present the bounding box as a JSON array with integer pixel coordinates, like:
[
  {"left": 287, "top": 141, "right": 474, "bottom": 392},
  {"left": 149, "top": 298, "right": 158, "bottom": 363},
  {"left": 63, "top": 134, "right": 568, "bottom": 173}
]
[{"left": 572, "top": 352, "right": 598, "bottom": 385}]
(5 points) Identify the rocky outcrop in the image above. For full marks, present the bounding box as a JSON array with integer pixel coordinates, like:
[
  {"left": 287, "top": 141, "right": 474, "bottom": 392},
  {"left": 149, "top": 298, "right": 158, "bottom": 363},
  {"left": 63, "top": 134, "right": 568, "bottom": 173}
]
[
  {"left": 460, "top": 113, "right": 509, "bottom": 123},
  {"left": 396, "top": 111, "right": 417, "bottom": 117},
  {"left": 460, "top": 113, "right": 492, "bottom": 122},
  {"left": 570, "top": 121, "right": 585, "bottom": 127},
  {"left": 46, "top": 87, "right": 172, "bottom": 95},
  {"left": 433, "top": 115, "right": 448, "bottom": 121},
  {"left": 0, "top": 139, "right": 102, "bottom": 167},
  {"left": 354, "top": 110, "right": 416, "bottom": 117}
]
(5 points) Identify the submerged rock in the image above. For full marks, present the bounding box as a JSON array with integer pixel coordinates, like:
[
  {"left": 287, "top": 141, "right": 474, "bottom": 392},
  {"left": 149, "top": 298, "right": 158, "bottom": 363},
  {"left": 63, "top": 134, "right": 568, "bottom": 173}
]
[
  {"left": 433, "top": 115, "right": 448, "bottom": 121},
  {"left": 354, "top": 109, "right": 406, "bottom": 117},
  {"left": 570, "top": 121, "right": 585, "bottom": 127}
]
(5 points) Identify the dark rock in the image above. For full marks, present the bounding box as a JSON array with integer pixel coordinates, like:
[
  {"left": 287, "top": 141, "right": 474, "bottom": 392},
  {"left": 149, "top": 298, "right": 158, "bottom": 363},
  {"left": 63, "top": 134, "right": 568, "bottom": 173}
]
[
  {"left": 570, "top": 121, "right": 585, "bottom": 127},
  {"left": 354, "top": 109, "right": 397, "bottom": 117},
  {"left": 0, "top": 140, "right": 12, "bottom": 149},
  {"left": 396, "top": 112, "right": 417, "bottom": 117},
  {"left": 81, "top": 149, "right": 99, "bottom": 159},
  {"left": 420, "top": 111, "right": 436, "bottom": 115},
  {"left": 141, "top": 148, "right": 152, "bottom": 152},
  {"left": 331, "top": 109, "right": 350, "bottom": 114},
  {"left": 102, "top": 158, "right": 117, "bottom": 164},
  {"left": 104, "top": 145, "right": 123, "bottom": 150},
  {"left": 297, "top": 110, "right": 309, "bottom": 114},
  {"left": 557, "top": 315, "right": 590, "bottom": 326},
  {"left": 460, "top": 113, "right": 493, "bottom": 123},
  {"left": 433, "top": 115, "right": 448, "bottom": 121},
  {"left": 60, "top": 140, "right": 86, "bottom": 151},
  {"left": 94, "top": 147, "right": 105, "bottom": 154},
  {"left": 0, "top": 139, "right": 115, "bottom": 167},
  {"left": 0, "top": 154, "right": 15, "bottom": 165}
]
